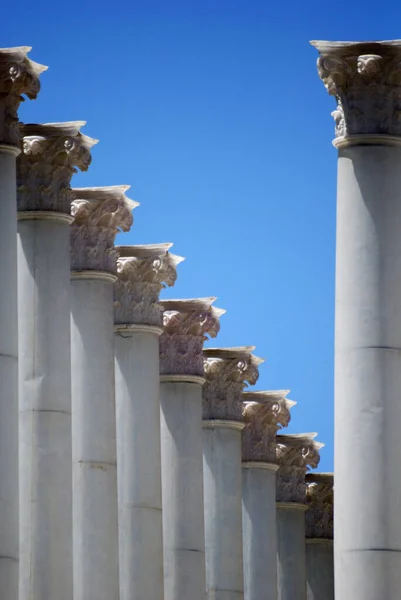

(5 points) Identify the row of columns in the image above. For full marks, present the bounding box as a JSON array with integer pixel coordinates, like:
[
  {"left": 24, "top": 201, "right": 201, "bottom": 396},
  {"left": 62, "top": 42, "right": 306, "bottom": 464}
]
[{"left": 0, "top": 45, "right": 334, "bottom": 600}]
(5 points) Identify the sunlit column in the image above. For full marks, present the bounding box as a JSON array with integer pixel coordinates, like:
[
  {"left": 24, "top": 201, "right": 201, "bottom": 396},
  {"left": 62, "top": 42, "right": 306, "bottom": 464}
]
[
  {"left": 202, "top": 347, "right": 263, "bottom": 600},
  {"left": 70, "top": 186, "right": 137, "bottom": 600}
]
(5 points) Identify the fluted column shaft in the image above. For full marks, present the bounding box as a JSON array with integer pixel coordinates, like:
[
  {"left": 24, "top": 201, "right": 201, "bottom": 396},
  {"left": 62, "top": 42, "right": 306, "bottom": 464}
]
[
  {"left": 0, "top": 48, "right": 46, "bottom": 599},
  {"left": 313, "top": 39, "right": 401, "bottom": 600}
]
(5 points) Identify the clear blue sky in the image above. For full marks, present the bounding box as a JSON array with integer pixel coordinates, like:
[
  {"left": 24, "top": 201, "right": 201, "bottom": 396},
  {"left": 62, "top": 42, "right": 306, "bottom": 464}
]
[{"left": 5, "top": 1, "right": 400, "bottom": 471}]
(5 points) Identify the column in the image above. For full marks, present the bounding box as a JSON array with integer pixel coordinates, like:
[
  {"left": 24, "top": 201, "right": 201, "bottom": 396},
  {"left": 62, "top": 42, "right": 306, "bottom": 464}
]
[
  {"left": 305, "top": 473, "right": 334, "bottom": 600},
  {"left": 202, "top": 347, "right": 263, "bottom": 600},
  {"left": 276, "top": 434, "right": 323, "bottom": 600},
  {"left": 160, "top": 298, "right": 225, "bottom": 600},
  {"left": 17, "top": 123, "right": 96, "bottom": 600},
  {"left": 70, "top": 186, "right": 137, "bottom": 600},
  {"left": 312, "top": 39, "right": 401, "bottom": 600},
  {"left": 242, "top": 391, "right": 295, "bottom": 600},
  {"left": 114, "top": 244, "right": 183, "bottom": 600},
  {"left": 0, "top": 47, "right": 46, "bottom": 599}
]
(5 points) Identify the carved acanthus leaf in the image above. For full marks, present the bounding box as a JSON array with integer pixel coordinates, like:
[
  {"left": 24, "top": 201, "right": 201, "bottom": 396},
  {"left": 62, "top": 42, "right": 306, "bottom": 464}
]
[
  {"left": 242, "top": 390, "right": 295, "bottom": 462},
  {"left": 0, "top": 47, "right": 47, "bottom": 145},
  {"left": 17, "top": 123, "right": 97, "bottom": 213},
  {"left": 313, "top": 41, "right": 401, "bottom": 140},
  {"left": 305, "top": 473, "right": 334, "bottom": 539},
  {"left": 276, "top": 434, "right": 324, "bottom": 503},
  {"left": 160, "top": 298, "right": 225, "bottom": 376},
  {"left": 202, "top": 347, "right": 263, "bottom": 422},
  {"left": 114, "top": 245, "right": 184, "bottom": 326},
  {"left": 71, "top": 187, "right": 138, "bottom": 273}
]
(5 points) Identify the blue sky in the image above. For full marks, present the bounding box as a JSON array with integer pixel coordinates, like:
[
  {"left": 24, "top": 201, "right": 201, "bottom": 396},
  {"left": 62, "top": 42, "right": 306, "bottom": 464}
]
[{"left": 5, "top": 1, "right": 400, "bottom": 471}]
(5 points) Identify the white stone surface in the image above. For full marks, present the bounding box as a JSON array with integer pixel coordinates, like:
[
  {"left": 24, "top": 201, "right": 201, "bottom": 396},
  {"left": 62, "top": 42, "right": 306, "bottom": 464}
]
[
  {"left": 115, "top": 328, "right": 164, "bottom": 600},
  {"left": 306, "top": 541, "right": 334, "bottom": 600},
  {"left": 71, "top": 277, "right": 119, "bottom": 600},
  {"left": 277, "top": 505, "right": 307, "bottom": 600}
]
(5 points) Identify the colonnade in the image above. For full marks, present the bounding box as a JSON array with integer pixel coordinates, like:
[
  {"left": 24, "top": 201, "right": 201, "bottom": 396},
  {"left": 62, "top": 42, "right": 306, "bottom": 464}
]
[{"left": 0, "top": 44, "right": 336, "bottom": 600}]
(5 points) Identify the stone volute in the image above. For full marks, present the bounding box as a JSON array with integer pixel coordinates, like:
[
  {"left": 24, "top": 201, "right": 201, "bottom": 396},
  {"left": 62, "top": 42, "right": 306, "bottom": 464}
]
[
  {"left": 242, "top": 390, "right": 296, "bottom": 463},
  {"left": 311, "top": 40, "right": 401, "bottom": 146},
  {"left": 70, "top": 186, "right": 138, "bottom": 275},
  {"left": 276, "top": 433, "right": 324, "bottom": 504},
  {"left": 203, "top": 347, "right": 264, "bottom": 424},
  {"left": 0, "top": 46, "right": 47, "bottom": 147},
  {"left": 18, "top": 122, "right": 97, "bottom": 217},
  {"left": 114, "top": 244, "right": 184, "bottom": 330},
  {"left": 305, "top": 473, "right": 334, "bottom": 540},
  {"left": 159, "top": 298, "right": 225, "bottom": 381}
]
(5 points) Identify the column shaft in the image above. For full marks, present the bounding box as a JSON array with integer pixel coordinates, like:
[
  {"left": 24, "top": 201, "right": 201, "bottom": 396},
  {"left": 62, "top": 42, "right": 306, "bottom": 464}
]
[
  {"left": 277, "top": 505, "right": 306, "bottom": 600},
  {"left": 71, "top": 278, "right": 119, "bottom": 600},
  {"left": 335, "top": 146, "right": 401, "bottom": 597},
  {"left": 203, "top": 424, "right": 244, "bottom": 600},
  {"left": 0, "top": 149, "right": 19, "bottom": 598},
  {"left": 160, "top": 380, "right": 206, "bottom": 600},
  {"left": 115, "top": 329, "right": 164, "bottom": 600},
  {"left": 306, "top": 541, "right": 334, "bottom": 600},
  {"left": 242, "top": 465, "right": 278, "bottom": 600},
  {"left": 18, "top": 218, "right": 72, "bottom": 600}
]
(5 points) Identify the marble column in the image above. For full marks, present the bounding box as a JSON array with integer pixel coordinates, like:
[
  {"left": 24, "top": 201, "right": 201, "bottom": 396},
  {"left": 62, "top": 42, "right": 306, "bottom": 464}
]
[
  {"left": 160, "top": 298, "right": 225, "bottom": 600},
  {"left": 203, "top": 347, "right": 263, "bottom": 600},
  {"left": 305, "top": 474, "right": 334, "bottom": 600},
  {"left": 0, "top": 47, "right": 46, "bottom": 599},
  {"left": 242, "top": 391, "right": 295, "bottom": 600},
  {"left": 70, "top": 186, "right": 137, "bottom": 600},
  {"left": 114, "top": 244, "right": 183, "bottom": 600},
  {"left": 312, "top": 39, "right": 401, "bottom": 600},
  {"left": 17, "top": 122, "right": 96, "bottom": 600},
  {"left": 276, "top": 434, "right": 323, "bottom": 600}
]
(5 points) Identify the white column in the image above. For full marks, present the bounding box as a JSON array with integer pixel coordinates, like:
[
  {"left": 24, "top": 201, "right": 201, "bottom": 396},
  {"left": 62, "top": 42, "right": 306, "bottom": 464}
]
[
  {"left": 17, "top": 122, "right": 96, "bottom": 600},
  {"left": 202, "top": 347, "right": 263, "bottom": 600},
  {"left": 242, "top": 391, "right": 295, "bottom": 600},
  {"left": 160, "top": 298, "right": 225, "bottom": 600},
  {"left": 0, "top": 47, "right": 46, "bottom": 600},
  {"left": 312, "top": 39, "right": 401, "bottom": 600},
  {"left": 305, "top": 473, "right": 334, "bottom": 600},
  {"left": 113, "top": 244, "right": 183, "bottom": 600},
  {"left": 70, "top": 187, "right": 137, "bottom": 600},
  {"left": 276, "top": 434, "right": 323, "bottom": 600}
]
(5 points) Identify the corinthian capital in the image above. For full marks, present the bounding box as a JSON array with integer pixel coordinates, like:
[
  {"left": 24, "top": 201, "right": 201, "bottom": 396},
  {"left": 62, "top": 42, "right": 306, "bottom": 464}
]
[
  {"left": 160, "top": 298, "right": 225, "bottom": 378},
  {"left": 202, "top": 347, "right": 264, "bottom": 422},
  {"left": 305, "top": 473, "right": 334, "bottom": 539},
  {"left": 312, "top": 40, "right": 401, "bottom": 145},
  {"left": 276, "top": 433, "right": 324, "bottom": 503},
  {"left": 242, "top": 390, "right": 296, "bottom": 463},
  {"left": 17, "top": 122, "right": 97, "bottom": 214},
  {"left": 114, "top": 244, "right": 184, "bottom": 327},
  {"left": 70, "top": 186, "right": 138, "bottom": 274},
  {"left": 0, "top": 46, "right": 47, "bottom": 146}
]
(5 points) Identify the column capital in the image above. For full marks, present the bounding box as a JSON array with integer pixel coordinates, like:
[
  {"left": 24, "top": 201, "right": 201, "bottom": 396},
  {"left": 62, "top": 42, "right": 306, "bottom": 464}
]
[
  {"left": 70, "top": 186, "right": 138, "bottom": 274},
  {"left": 0, "top": 46, "right": 47, "bottom": 146},
  {"left": 242, "top": 390, "right": 296, "bottom": 463},
  {"left": 202, "top": 347, "right": 264, "bottom": 422},
  {"left": 305, "top": 473, "right": 334, "bottom": 540},
  {"left": 160, "top": 298, "right": 225, "bottom": 378},
  {"left": 114, "top": 244, "right": 184, "bottom": 327},
  {"left": 17, "top": 122, "right": 97, "bottom": 214},
  {"left": 276, "top": 433, "right": 324, "bottom": 504},
  {"left": 312, "top": 39, "right": 401, "bottom": 146}
]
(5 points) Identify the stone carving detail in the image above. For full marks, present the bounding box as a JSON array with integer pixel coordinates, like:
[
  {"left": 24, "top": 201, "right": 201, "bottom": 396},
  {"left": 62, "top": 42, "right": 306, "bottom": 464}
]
[
  {"left": 202, "top": 347, "right": 263, "bottom": 421},
  {"left": 17, "top": 123, "right": 96, "bottom": 213},
  {"left": 160, "top": 299, "right": 224, "bottom": 376},
  {"left": 313, "top": 41, "right": 401, "bottom": 140},
  {"left": 242, "top": 391, "right": 295, "bottom": 462},
  {"left": 71, "top": 187, "right": 138, "bottom": 273},
  {"left": 305, "top": 474, "right": 334, "bottom": 539},
  {"left": 0, "top": 47, "right": 47, "bottom": 145},
  {"left": 114, "top": 245, "right": 184, "bottom": 327},
  {"left": 276, "top": 434, "right": 323, "bottom": 503}
]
